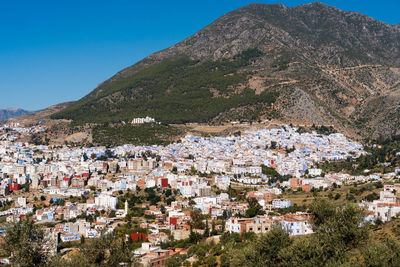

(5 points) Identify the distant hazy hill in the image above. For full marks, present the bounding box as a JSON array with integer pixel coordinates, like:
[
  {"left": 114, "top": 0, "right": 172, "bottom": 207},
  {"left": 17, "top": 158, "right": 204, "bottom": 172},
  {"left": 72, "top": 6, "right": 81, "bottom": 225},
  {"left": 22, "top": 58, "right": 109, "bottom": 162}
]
[
  {"left": 0, "top": 108, "right": 31, "bottom": 121},
  {"left": 5, "top": 102, "right": 74, "bottom": 125},
  {"left": 52, "top": 2, "right": 400, "bottom": 140}
]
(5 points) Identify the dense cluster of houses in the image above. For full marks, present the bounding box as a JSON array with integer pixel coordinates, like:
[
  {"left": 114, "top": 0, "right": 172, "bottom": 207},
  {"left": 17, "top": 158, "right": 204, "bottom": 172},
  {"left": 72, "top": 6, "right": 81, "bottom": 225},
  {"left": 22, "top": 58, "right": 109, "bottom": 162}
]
[
  {"left": 164, "top": 126, "right": 363, "bottom": 178},
  {"left": 0, "top": 125, "right": 365, "bottom": 200},
  {"left": 3, "top": 122, "right": 394, "bottom": 266}
]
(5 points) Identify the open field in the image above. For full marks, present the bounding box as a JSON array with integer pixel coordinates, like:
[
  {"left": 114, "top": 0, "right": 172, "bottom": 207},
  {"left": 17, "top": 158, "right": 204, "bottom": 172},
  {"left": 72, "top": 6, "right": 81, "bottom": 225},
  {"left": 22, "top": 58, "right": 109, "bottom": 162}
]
[{"left": 282, "top": 182, "right": 384, "bottom": 206}]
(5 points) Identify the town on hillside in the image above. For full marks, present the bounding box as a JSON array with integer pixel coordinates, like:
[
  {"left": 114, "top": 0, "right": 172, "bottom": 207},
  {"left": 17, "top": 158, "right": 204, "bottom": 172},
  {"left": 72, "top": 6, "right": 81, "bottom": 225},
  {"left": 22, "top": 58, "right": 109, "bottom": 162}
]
[{"left": 0, "top": 121, "right": 399, "bottom": 266}]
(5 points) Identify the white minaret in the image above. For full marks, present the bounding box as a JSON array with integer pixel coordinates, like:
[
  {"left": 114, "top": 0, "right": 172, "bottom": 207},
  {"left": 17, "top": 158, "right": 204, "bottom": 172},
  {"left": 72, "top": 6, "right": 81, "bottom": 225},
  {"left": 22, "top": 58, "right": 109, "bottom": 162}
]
[{"left": 124, "top": 200, "right": 128, "bottom": 216}]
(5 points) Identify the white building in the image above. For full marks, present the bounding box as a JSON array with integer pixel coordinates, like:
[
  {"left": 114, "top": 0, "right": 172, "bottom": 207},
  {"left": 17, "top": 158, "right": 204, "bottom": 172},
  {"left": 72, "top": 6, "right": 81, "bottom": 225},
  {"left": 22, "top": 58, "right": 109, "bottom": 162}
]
[
  {"left": 279, "top": 217, "right": 313, "bottom": 236},
  {"left": 131, "top": 117, "right": 155, "bottom": 124},
  {"left": 308, "top": 168, "right": 322, "bottom": 176},
  {"left": 362, "top": 189, "right": 400, "bottom": 222},
  {"left": 95, "top": 193, "right": 117, "bottom": 210},
  {"left": 272, "top": 199, "right": 291, "bottom": 209},
  {"left": 17, "top": 197, "right": 26, "bottom": 208}
]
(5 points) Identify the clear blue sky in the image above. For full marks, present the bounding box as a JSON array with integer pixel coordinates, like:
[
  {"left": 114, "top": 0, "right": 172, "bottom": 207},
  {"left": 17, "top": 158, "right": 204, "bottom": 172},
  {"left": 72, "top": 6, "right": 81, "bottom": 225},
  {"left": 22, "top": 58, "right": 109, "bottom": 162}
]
[{"left": 1, "top": 0, "right": 399, "bottom": 111}]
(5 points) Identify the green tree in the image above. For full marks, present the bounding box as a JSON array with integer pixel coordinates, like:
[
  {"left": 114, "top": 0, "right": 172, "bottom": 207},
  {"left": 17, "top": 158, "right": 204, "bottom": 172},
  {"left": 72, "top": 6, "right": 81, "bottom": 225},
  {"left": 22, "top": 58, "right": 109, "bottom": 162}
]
[
  {"left": 245, "top": 197, "right": 263, "bottom": 218},
  {"left": 166, "top": 256, "right": 181, "bottom": 267},
  {"left": 227, "top": 228, "right": 291, "bottom": 266},
  {"left": 190, "top": 210, "right": 205, "bottom": 229},
  {"left": 3, "top": 219, "right": 48, "bottom": 266},
  {"left": 204, "top": 220, "right": 210, "bottom": 237},
  {"left": 270, "top": 141, "right": 277, "bottom": 149},
  {"left": 205, "top": 255, "right": 217, "bottom": 267},
  {"left": 310, "top": 199, "right": 368, "bottom": 248},
  {"left": 361, "top": 234, "right": 400, "bottom": 267}
]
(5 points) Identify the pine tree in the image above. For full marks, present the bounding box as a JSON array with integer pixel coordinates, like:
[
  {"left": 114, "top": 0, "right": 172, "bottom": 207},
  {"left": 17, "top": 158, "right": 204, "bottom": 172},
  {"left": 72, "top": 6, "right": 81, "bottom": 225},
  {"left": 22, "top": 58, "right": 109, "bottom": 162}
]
[{"left": 204, "top": 220, "right": 210, "bottom": 237}]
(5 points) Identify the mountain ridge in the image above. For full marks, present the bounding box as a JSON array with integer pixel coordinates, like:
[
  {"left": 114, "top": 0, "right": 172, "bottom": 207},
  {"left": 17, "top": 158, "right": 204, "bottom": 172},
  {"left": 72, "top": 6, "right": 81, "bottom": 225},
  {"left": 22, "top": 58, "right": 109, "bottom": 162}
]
[
  {"left": 0, "top": 108, "right": 32, "bottom": 121},
  {"left": 6, "top": 102, "right": 74, "bottom": 125},
  {"left": 52, "top": 2, "right": 400, "bottom": 140}
]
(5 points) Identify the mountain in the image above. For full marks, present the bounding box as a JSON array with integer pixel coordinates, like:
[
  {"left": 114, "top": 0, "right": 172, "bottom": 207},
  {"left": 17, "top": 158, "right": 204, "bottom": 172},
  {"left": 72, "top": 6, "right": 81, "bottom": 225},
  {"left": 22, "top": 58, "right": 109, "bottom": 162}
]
[
  {"left": 0, "top": 108, "right": 31, "bottom": 121},
  {"left": 52, "top": 2, "right": 400, "bottom": 140},
  {"left": 6, "top": 102, "right": 74, "bottom": 125}
]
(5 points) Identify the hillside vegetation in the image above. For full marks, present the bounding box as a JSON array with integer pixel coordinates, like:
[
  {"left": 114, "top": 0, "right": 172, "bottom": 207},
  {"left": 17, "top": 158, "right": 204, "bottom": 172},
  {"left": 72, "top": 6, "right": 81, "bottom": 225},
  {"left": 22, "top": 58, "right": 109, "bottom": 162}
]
[
  {"left": 92, "top": 123, "right": 183, "bottom": 146},
  {"left": 53, "top": 49, "right": 278, "bottom": 124}
]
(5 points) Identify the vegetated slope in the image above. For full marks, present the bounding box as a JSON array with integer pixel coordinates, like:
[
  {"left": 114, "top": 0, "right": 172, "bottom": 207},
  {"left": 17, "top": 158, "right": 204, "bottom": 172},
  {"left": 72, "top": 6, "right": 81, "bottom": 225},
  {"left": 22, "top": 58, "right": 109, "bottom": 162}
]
[
  {"left": 0, "top": 108, "right": 31, "bottom": 121},
  {"left": 52, "top": 2, "right": 400, "bottom": 140},
  {"left": 54, "top": 50, "right": 278, "bottom": 124},
  {"left": 92, "top": 123, "right": 184, "bottom": 147}
]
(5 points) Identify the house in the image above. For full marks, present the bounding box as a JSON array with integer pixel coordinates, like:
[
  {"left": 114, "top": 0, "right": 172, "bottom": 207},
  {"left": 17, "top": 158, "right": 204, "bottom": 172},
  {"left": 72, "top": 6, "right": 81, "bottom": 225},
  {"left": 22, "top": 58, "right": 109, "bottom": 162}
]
[
  {"left": 86, "top": 228, "right": 99, "bottom": 238},
  {"left": 135, "top": 242, "right": 171, "bottom": 267},
  {"left": 226, "top": 216, "right": 272, "bottom": 235},
  {"left": 276, "top": 213, "right": 313, "bottom": 236},
  {"left": 126, "top": 232, "right": 147, "bottom": 243},
  {"left": 95, "top": 193, "right": 117, "bottom": 210},
  {"left": 308, "top": 168, "right": 322, "bottom": 176},
  {"left": 361, "top": 189, "right": 400, "bottom": 222},
  {"left": 213, "top": 175, "right": 230, "bottom": 190},
  {"left": 60, "top": 232, "right": 81, "bottom": 242},
  {"left": 244, "top": 217, "right": 272, "bottom": 234},
  {"left": 272, "top": 199, "right": 291, "bottom": 209}
]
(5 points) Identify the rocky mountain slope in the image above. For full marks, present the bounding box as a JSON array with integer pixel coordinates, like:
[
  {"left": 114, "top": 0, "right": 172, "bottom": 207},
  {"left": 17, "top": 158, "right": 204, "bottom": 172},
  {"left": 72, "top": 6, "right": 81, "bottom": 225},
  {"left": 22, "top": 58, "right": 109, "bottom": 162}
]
[
  {"left": 0, "top": 108, "right": 31, "bottom": 121},
  {"left": 52, "top": 2, "right": 400, "bottom": 140}
]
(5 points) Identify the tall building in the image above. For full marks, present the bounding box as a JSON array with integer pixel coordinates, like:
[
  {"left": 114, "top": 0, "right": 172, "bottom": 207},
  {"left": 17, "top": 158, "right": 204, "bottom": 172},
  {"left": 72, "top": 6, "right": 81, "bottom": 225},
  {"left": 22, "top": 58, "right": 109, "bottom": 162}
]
[{"left": 94, "top": 193, "right": 117, "bottom": 210}]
